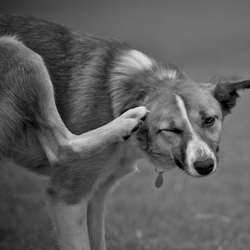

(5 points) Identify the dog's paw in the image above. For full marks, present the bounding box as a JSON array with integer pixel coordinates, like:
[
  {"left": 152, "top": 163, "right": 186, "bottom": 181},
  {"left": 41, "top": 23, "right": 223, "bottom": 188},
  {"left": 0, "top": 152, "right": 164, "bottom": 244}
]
[{"left": 117, "top": 106, "right": 150, "bottom": 141}]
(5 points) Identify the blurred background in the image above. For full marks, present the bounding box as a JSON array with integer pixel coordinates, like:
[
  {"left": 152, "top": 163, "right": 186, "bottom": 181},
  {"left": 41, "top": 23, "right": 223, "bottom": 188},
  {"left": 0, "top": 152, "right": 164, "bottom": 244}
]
[{"left": 1, "top": 1, "right": 250, "bottom": 249}]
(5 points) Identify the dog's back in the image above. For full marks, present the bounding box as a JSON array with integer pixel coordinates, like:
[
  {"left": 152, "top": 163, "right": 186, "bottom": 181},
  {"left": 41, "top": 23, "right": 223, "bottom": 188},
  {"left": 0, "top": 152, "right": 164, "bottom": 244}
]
[{"left": 0, "top": 15, "right": 128, "bottom": 131}]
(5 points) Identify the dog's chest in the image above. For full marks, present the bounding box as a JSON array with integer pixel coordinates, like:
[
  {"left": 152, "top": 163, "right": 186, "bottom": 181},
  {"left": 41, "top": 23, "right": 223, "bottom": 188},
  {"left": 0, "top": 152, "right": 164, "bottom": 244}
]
[{"left": 97, "top": 144, "right": 139, "bottom": 189}]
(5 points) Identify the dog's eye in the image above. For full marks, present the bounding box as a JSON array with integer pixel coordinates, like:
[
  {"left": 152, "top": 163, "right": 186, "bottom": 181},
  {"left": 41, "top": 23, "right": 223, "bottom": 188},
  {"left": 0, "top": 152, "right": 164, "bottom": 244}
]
[
  {"left": 159, "top": 128, "right": 182, "bottom": 134},
  {"left": 204, "top": 116, "right": 216, "bottom": 127}
]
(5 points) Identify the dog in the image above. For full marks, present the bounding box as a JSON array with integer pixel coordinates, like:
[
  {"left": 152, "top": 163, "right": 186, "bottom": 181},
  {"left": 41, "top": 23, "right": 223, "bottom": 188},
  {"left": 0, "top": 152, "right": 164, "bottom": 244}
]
[{"left": 1, "top": 15, "right": 250, "bottom": 250}]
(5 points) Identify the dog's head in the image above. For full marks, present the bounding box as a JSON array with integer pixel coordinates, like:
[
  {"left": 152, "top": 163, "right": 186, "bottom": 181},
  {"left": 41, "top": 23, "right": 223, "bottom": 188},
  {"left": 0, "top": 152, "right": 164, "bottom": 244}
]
[
  {"left": 110, "top": 50, "right": 250, "bottom": 177},
  {"left": 138, "top": 76, "right": 250, "bottom": 177}
]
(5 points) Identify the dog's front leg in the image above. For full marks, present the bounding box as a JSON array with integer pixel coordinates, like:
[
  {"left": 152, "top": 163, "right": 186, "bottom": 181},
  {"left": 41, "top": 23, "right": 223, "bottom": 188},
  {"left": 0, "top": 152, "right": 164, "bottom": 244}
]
[
  {"left": 87, "top": 189, "right": 107, "bottom": 250},
  {"left": 87, "top": 160, "right": 138, "bottom": 250},
  {"left": 87, "top": 177, "right": 117, "bottom": 250},
  {"left": 46, "top": 187, "right": 91, "bottom": 250}
]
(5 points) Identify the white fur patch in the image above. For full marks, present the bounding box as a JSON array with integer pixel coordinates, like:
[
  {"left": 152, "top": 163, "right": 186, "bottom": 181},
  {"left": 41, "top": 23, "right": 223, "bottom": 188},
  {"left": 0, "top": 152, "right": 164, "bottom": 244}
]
[
  {"left": 110, "top": 50, "right": 154, "bottom": 117},
  {"left": 175, "top": 95, "right": 217, "bottom": 176},
  {"left": 166, "top": 70, "right": 177, "bottom": 79},
  {"left": 0, "top": 35, "right": 20, "bottom": 43},
  {"left": 115, "top": 50, "right": 153, "bottom": 76},
  {"left": 175, "top": 95, "right": 195, "bottom": 135},
  {"left": 156, "top": 68, "right": 177, "bottom": 80},
  {"left": 124, "top": 50, "right": 153, "bottom": 71}
]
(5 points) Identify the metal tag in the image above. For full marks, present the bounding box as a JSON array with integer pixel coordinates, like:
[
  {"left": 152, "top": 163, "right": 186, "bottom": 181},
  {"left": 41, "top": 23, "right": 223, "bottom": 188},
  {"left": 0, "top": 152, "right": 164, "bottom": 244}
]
[{"left": 155, "top": 173, "right": 163, "bottom": 188}]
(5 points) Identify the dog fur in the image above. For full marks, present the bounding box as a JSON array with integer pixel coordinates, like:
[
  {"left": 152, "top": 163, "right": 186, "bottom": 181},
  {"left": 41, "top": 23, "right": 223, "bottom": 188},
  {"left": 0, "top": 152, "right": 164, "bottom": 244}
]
[{"left": 1, "top": 15, "right": 250, "bottom": 250}]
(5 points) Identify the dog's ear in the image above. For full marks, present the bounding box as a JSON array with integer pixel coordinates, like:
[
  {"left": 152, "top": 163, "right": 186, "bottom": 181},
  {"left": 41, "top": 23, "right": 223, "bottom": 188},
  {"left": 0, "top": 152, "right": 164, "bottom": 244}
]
[{"left": 210, "top": 75, "right": 250, "bottom": 116}]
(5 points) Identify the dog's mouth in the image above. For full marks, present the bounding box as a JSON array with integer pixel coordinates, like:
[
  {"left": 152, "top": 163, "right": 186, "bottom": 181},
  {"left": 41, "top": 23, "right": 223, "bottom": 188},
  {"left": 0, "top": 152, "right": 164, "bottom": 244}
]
[{"left": 173, "top": 158, "right": 193, "bottom": 176}]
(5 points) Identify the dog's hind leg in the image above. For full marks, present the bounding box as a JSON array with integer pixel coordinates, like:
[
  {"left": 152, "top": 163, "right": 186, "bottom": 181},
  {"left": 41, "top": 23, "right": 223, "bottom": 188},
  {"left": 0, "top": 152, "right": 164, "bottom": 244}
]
[
  {"left": 0, "top": 36, "right": 92, "bottom": 250},
  {"left": 0, "top": 36, "right": 73, "bottom": 161}
]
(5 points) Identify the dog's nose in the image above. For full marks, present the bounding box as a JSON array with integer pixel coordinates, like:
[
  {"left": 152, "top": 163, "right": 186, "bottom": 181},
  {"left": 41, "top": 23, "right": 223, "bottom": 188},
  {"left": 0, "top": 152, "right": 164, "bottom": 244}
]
[{"left": 193, "top": 158, "right": 214, "bottom": 176}]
